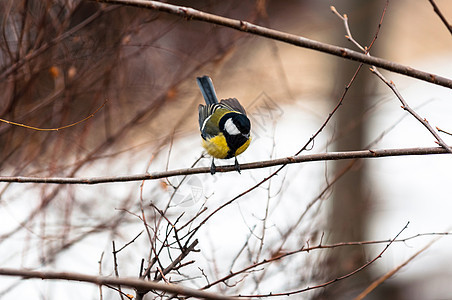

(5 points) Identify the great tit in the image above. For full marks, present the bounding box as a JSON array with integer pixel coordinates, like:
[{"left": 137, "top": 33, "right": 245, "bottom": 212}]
[{"left": 197, "top": 76, "right": 251, "bottom": 175}]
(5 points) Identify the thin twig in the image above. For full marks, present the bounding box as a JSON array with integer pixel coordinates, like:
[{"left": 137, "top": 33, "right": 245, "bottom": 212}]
[
  {"left": 354, "top": 236, "right": 442, "bottom": 300},
  {"left": 114, "top": 231, "right": 144, "bottom": 253},
  {"left": 437, "top": 127, "right": 452, "bottom": 136},
  {"left": 370, "top": 67, "right": 452, "bottom": 154},
  {"left": 98, "top": 251, "right": 104, "bottom": 300},
  {"left": 112, "top": 241, "right": 125, "bottom": 300},
  {"left": 331, "top": 6, "right": 366, "bottom": 52},
  {"left": 203, "top": 229, "right": 450, "bottom": 291},
  {"left": 0, "top": 100, "right": 108, "bottom": 131},
  {"left": 332, "top": 6, "right": 452, "bottom": 154},
  {"left": 138, "top": 183, "right": 161, "bottom": 287},
  {"left": 236, "top": 222, "right": 410, "bottom": 297},
  {"left": 154, "top": 239, "right": 199, "bottom": 282},
  {"left": 427, "top": 0, "right": 452, "bottom": 35}
]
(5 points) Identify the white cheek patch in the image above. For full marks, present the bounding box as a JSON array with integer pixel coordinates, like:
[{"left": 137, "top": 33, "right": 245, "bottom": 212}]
[{"left": 224, "top": 118, "right": 240, "bottom": 135}]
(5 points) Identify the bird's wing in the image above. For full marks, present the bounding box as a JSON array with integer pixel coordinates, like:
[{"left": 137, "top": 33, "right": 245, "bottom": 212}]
[
  {"left": 198, "top": 104, "right": 220, "bottom": 139},
  {"left": 199, "top": 104, "right": 235, "bottom": 139},
  {"left": 219, "top": 98, "right": 247, "bottom": 115}
]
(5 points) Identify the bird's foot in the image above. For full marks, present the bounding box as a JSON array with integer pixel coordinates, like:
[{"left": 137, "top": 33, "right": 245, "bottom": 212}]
[
  {"left": 234, "top": 157, "right": 241, "bottom": 174},
  {"left": 210, "top": 159, "right": 216, "bottom": 175}
]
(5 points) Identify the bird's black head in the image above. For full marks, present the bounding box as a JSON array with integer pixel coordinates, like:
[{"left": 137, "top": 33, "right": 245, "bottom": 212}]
[
  {"left": 220, "top": 113, "right": 251, "bottom": 137},
  {"left": 231, "top": 113, "right": 251, "bottom": 135}
]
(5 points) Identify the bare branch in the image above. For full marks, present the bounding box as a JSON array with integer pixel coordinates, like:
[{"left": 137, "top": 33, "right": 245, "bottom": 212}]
[
  {"left": 112, "top": 241, "right": 125, "bottom": 300},
  {"left": 154, "top": 239, "right": 199, "bottom": 282},
  {"left": 237, "top": 222, "right": 410, "bottom": 297},
  {"left": 0, "top": 146, "right": 449, "bottom": 184},
  {"left": 91, "top": 0, "right": 452, "bottom": 89},
  {"left": 0, "top": 268, "right": 240, "bottom": 300},
  {"left": 0, "top": 100, "right": 108, "bottom": 131},
  {"left": 427, "top": 0, "right": 452, "bottom": 35},
  {"left": 370, "top": 67, "right": 452, "bottom": 153},
  {"left": 332, "top": 6, "right": 452, "bottom": 154},
  {"left": 203, "top": 231, "right": 451, "bottom": 291},
  {"left": 354, "top": 236, "right": 442, "bottom": 300},
  {"left": 438, "top": 127, "right": 452, "bottom": 136}
]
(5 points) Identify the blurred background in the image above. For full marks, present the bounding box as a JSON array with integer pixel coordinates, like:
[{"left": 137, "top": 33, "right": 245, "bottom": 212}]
[{"left": 0, "top": 0, "right": 451, "bottom": 299}]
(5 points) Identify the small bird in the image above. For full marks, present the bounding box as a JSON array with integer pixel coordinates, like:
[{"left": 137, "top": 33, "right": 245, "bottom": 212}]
[{"left": 197, "top": 76, "right": 251, "bottom": 175}]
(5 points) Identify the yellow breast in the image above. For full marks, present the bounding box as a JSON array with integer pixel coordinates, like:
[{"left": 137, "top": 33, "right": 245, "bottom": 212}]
[
  {"left": 202, "top": 133, "right": 230, "bottom": 159},
  {"left": 202, "top": 134, "right": 251, "bottom": 159}
]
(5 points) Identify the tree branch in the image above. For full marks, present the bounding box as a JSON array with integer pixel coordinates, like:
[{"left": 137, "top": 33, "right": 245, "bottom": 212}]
[
  {"left": 0, "top": 146, "right": 449, "bottom": 184},
  {"left": 154, "top": 239, "right": 199, "bottom": 282},
  {"left": 354, "top": 236, "right": 442, "bottom": 300},
  {"left": 237, "top": 222, "right": 410, "bottom": 297},
  {"left": 0, "top": 268, "right": 239, "bottom": 300},
  {"left": 427, "top": 0, "right": 452, "bottom": 35},
  {"left": 91, "top": 0, "right": 452, "bottom": 89},
  {"left": 371, "top": 67, "right": 452, "bottom": 153},
  {"left": 332, "top": 6, "right": 452, "bottom": 155},
  {"left": 202, "top": 231, "right": 451, "bottom": 291}
]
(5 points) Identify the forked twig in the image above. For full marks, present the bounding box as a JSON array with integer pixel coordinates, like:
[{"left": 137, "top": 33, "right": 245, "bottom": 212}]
[
  {"left": 332, "top": 5, "right": 452, "bottom": 154},
  {"left": 370, "top": 67, "right": 452, "bottom": 154},
  {"left": 236, "top": 222, "right": 410, "bottom": 297}
]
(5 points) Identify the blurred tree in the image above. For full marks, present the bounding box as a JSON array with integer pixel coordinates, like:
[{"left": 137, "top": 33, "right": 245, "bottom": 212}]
[{"left": 320, "top": 0, "right": 382, "bottom": 299}]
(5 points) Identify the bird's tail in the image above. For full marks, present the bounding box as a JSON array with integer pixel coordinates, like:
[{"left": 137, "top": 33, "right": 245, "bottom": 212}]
[{"left": 196, "top": 76, "right": 218, "bottom": 105}]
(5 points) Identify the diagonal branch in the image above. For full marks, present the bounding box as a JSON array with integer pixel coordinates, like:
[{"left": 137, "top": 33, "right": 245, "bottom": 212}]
[
  {"left": 154, "top": 239, "right": 199, "bottom": 282},
  {"left": 237, "top": 222, "right": 410, "bottom": 297},
  {"left": 137, "top": 239, "right": 199, "bottom": 299},
  {"left": 354, "top": 235, "right": 442, "bottom": 300},
  {"left": 428, "top": 0, "right": 452, "bottom": 35},
  {"left": 371, "top": 67, "right": 452, "bottom": 153},
  {"left": 202, "top": 231, "right": 451, "bottom": 291},
  {"left": 91, "top": 0, "right": 452, "bottom": 89}
]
